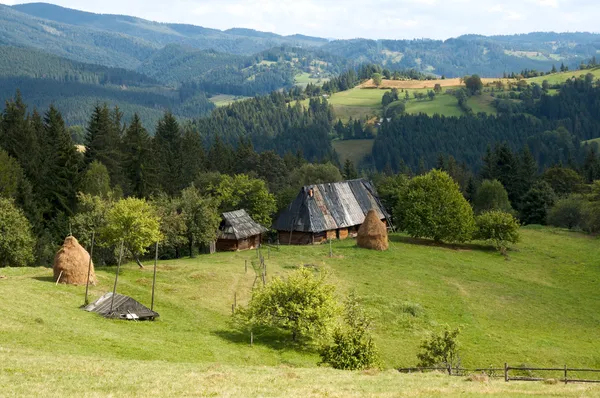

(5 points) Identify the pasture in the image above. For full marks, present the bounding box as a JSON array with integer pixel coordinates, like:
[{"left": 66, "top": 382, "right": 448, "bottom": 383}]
[
  {"left": 526, "top": 67, "right": 600, "bottom": 85},
  {"left": 209, "top": 94, "right": 249, "bottom": 107},
  {"left": 332, "top": 138, "right": 375, "bottom": 166},
  {"left": 294, "top": 72, "right": 327, "bottom": 87},
  {"left": 1, "top": 227, "right": 600, "bottom": 397}
]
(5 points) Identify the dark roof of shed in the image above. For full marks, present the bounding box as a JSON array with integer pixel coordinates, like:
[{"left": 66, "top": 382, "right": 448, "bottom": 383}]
[
  {"left": 272, "top": 179, "right": 389, "bottom": 233},
  {"left": 84, "top": 292, "right": 159, "bottom": 320},
  {"left": 219, "top": 209, "right": 267, "bottom": 240}
]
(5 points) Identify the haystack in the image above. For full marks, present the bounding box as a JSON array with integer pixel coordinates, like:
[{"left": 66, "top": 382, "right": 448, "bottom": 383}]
[
  {"left": 357, "top": 210, "right": 389, "bottom": 251},
  {"left": 53, "top": 236, "right": 97, "bottom": 285}
]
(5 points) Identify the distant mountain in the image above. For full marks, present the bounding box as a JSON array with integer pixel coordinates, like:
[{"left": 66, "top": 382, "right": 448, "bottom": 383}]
[{"left": 10, "top": 3, "right": 328, "bottom": 56}]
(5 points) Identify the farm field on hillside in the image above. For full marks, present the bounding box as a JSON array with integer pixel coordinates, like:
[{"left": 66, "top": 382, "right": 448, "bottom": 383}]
[
  {"left": 526, "top": 67, "right": 600, "bottom": 85},
  {"left": 404, "top": 94, "right": 464, "bottom": 117},
  {"left": 209, "top": 94, "right": 249, "bottom": 107},
  {"left": 294, "top": 72, "right": 327, "bottom": 87},
  {"left": 359, "top": 77, "right": 508, "bottom": 89},
  {"left": 333, "top": 139, "right": 374, "bottom": 166},
  {"left": 1, "top": 227, "right": 599, "bottom": 396}
]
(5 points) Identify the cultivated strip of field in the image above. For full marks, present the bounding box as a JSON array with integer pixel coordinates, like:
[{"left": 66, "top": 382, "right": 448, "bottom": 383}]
[{"left": 359, "top": 78, "right": 509, "bottom": 89}]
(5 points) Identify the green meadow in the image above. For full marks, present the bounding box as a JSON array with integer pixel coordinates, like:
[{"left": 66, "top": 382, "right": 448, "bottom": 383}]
[{"left": 1, "top": 227, "right": 600, "bottom": 396}]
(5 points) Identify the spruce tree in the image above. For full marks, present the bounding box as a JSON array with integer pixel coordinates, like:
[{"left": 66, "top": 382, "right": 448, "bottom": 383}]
[
  {"left": 122, "top": 114, "right": 156, "bottom": 198},
  {"left": 180, "top": 125, "right": 206, "bottom": 188},
  {"left": 43, "top": 105, "right": 81, "bottom": 218},
  {"left": 154, "top": 112, "right": 183, "bottom": 195},
  {"left": 343, "top": 159, "right": 358, "bottom": 180},
  {"left": 85, "top": 104, "right": 123, "bottom": 189}
]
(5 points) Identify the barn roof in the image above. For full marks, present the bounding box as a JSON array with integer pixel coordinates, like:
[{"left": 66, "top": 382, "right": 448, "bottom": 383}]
[
  {"left": 219, "top": 210, "right": 267, "bottom": 240},
  {"left": 272, "top": 179, "right": 389, "bottom": 233}
]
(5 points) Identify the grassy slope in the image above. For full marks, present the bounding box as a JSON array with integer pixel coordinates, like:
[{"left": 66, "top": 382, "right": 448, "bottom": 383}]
[
  {"left": 209, "top": 94, "right": 250, "bottom": 107},
  {"left": 1, "top": 227, "right": 600, "bottom": 396},
  {"left": 526, "top": 67, "right": 600, "bottom": 85},
  {"left": 332, "top": 139, "right": 375, "bottom": 166}
]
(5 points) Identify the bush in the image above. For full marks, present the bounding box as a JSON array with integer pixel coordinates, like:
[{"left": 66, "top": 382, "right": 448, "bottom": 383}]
[
  {"left": 0, "top": 198, "right": 35, "bottom": 267},
  {"left": 473, "top": 211, "right": 520, "bottom": 251},
  {"left": 396, "top": 170, "right": 475, "bottom": 243},
  {"left": 319, "top": 293, "right": 379, "bottom": 370},
  {"left": 473, "top": 179, "right": 512, "bottom": 214},
  {"left": 417, "top": 327, "right": 461, "bottom": 369},
  {"left": 547, "top": 195, "right": 588, "bottom": 230},
  {"left": 242, "top": 268, "right": 337, "bottom": 342}
]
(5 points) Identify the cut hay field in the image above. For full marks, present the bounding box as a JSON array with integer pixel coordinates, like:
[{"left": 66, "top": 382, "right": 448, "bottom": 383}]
[
  {"left": 359, "top": 78, "right": 508, "bottom": 90},
  {"left": 1, "top": 227, "right": 600, "bottom": 396},
  {"left": 332, "top": 138, "right": 375, "bottom": 166}
]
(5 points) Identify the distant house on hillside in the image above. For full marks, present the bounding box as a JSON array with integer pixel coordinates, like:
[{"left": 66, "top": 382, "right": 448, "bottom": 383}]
[
  {"left": 216, "top": 210, "right": 267, "bottom": 252},
  {"left": 273, "top": 179, "right": 390, "bottom": 245}
]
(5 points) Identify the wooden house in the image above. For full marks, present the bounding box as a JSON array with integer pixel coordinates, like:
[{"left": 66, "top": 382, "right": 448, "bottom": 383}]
[
  {"left": 216, "top": 210, "right": 267, "bottom": 252},
  {"left": 273, "top": 179, "right": 390, "bottom": 245}
]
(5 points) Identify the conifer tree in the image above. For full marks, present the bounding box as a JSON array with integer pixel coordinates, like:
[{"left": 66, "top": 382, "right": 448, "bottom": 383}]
[
  {"left": 343, "top": 159, "right": 358, "bottom": 180},
  {"left": 154, "top": 112, "right": 183, "bottom": 195},
  {"left": 180, "top": 125, "right": 206, "bottom": 188},
  {"left": 122, "top": 113, "right": 156, "bottom": 198},
  {"left": 43, "top": 105, "right": 81, "bottom": 218},
  {"left": 85, "top": 104, "right": 123, "bottom": 189}
]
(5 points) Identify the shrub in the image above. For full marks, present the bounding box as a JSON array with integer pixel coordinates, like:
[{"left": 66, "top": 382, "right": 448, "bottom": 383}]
[
  {"left": 473, "top": 211, "right": 520, "bottom": 251},
  {"left": 396, "top": 170, "right": 475, "bottom": 243},
  {"left": 242, "top": 268, "right": 337, "bottom": 342},
  {"left": 547, "top": 195, "right": 588, "bottom": 230},
  {"left": 472, "top": 179, "right": 512, "bottom": 214},
  {"left": 0, "top": 198, "right": 35, "bottom": 267},
  {"left": 417, "top": 327, "right": 461, "bottom": 369},
  {"left": 319, "top": 293, "right": 379, "bottom": 370}
]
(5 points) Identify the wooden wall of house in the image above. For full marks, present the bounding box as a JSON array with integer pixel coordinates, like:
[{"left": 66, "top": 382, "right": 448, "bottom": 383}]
[
  {"left": 278, "top": 231, "right": 314, "bottom": 245},
  {"left": 337, "top": 228, "right": 349, "bottom": 240},
  {"left": 217, "top": 235, "right": 262, "bottom": 252}
]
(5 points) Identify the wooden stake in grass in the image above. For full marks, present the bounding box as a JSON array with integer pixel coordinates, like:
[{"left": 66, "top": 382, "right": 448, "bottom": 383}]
[
  {"left": 109, "top": 240, "right": 125, "bottom": 315},
  {"left": 329, "top": 239, "right": 333, "bottom": 258},
  {"left": 84, "top": 231, "right": 95, "bottom": 306},
  {"left": 55, "top": 271, "right": 63, "bottom": 286},
  {"left": 151, "top": 241, "right": 158, "bottom": 312}
]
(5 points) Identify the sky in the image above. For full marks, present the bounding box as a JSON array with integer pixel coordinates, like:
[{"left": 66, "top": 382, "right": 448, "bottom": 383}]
[{"left": 1, "top": 0, "right": 598, "bottom": 40}]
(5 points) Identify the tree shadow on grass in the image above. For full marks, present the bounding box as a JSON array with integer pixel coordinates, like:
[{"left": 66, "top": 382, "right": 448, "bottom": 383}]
[
  {"left": 389, "top": 235, "right": 497, "bottom": 253},
  {"left": 212, "top": 326, "right": 316, "bottom": 354},
  {"left": 32, "top": 276, "right": 56, "bottom": 283}
]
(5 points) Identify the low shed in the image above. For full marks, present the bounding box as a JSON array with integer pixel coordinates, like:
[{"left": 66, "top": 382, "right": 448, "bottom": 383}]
[{"left": 217, "top": 210, "right": 267, "bottom": 252}]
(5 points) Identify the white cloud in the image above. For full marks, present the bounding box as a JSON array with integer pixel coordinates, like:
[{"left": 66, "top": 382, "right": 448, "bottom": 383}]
[{"left": 1, "top": 0, "right": 598, "bottom": 40}]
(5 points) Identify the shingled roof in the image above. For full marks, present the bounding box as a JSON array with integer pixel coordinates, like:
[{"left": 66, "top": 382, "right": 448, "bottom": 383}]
[
  {"left": 272, "top": 179, "right": 389, "bottom": 233},
  {"left": 219, "top": 210, "right": 267, "bottom": 240}
]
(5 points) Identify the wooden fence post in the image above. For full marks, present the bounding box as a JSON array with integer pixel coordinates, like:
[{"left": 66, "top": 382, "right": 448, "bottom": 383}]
[
  {"left": 504, "top": 363, "right": 509, "bottom": 382},
  {"left": 564, "top": 365, "right": 568, "bottom": 385},
  {"left": 245, "top": 260, "right": 247, "bottom": 273}
]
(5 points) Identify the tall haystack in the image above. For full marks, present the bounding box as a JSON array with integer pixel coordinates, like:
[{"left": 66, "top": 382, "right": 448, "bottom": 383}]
[
  {"left": 53, "top": 236, "right": 97, "bottom": 285},
  {"left": 357, "top": 209, "right": 389, "bottom": 251}
]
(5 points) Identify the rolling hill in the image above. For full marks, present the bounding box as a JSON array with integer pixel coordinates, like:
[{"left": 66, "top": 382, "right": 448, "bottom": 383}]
[{"left": 1, "top": 227, "right": 600, "bottom": 396}]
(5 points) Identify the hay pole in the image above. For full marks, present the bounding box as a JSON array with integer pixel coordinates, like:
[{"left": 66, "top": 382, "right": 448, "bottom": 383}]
[
  {"left": 55, "top": 271, "right": 63, "bottom": 286},
  {"left": 84, "top": 231, "right": 96, "bottom": 306},
  {"left": 151, "top": 241, "right": 158, "bottom": 312},
  {"left": 110, "top": 240, "right": 125, "bottom": 315}
]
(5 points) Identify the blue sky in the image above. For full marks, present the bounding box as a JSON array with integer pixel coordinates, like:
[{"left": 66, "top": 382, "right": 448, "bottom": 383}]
[{"left": 2, "top": 0, "right": 598, "bottom": 40}]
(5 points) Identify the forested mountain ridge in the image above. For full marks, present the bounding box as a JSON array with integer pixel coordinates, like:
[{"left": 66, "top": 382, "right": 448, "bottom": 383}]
[
  {"left": 10, "top": 3, "right": 328, "bottom": 56},
  {"left": 5, "top": 3, "right": 600, "bottom": 79}
]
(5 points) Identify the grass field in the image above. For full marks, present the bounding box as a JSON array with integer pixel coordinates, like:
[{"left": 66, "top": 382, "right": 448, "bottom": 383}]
[
  {"left": 359, "top": 78, "right": 508, "bottom": 90},
  {"left": 1, "top": 227, "right": 600, "bottom": 396},
  {"left": 468, "top": 94, "right": 498, "bottom": 115},
  {"left": 294, "top": 72, "right": 327, "bottom": 87},
  {"left": 404, "top": 94, "right": 464, "bottom": 117},
  {"left": 526, "top": 67, "right": 600, "bottom": 85},
  {"left": 582, "top": 137, "right": 600, "bottom": 146},
  {"left": 332, "top": 138, "right": 375, "bottom": 166},
  {"left": 209, "top": 94, "right": 249, "bottom": 107}
]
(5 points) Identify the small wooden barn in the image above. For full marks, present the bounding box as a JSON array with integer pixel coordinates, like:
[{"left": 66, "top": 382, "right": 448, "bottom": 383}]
[
  {"left": 216, "top": 210, "right": 267, "bottom": 252},
  {"left": 273, "top": 179, "right": 390, "bottom": 245}
]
